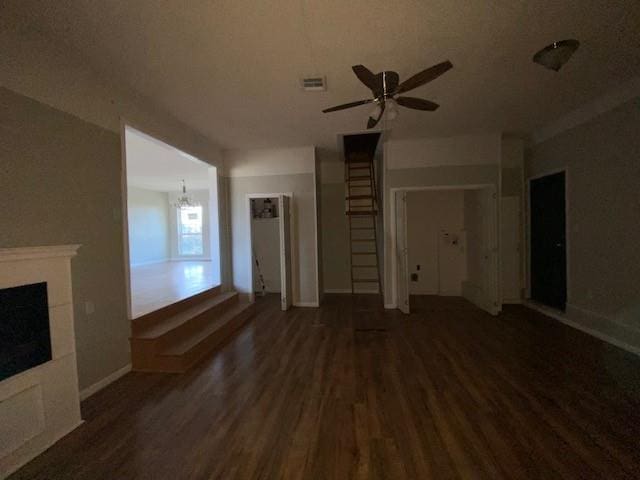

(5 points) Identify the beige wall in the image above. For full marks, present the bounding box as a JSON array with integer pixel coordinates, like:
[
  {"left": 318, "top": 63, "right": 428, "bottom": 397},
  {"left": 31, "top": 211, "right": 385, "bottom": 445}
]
[
  {"left": 526, "top": 97, "right": 640, "bottom": 349},
  {"left": 224, "top": 147, "right": 320, "bottom": 306},
  {"left": 383, "top": 134, "right": 501, "bottom": 306},
  {"left": 1, "top": 23, "right": 228, "bottom": 391},
  {"left": 317, "top": 150, "right": 351, "bottom": 292},
  {"left": 0, "top": 88, "right": 129, "bottom": 390},
  {"left": 406, "top": 190, "right": 465, "bottom": 295},
  {"left": 127, "top": 187, "right": 170, "bottom": 265}
]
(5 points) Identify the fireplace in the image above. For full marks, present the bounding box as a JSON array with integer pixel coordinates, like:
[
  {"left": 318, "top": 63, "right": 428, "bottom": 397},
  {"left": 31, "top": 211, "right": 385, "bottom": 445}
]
[
  {"left": 0, "top": 245, "right": 81, "bottom": 477},
  {"left": 0, "top": 282, "right": 52, "bottom": 382}
]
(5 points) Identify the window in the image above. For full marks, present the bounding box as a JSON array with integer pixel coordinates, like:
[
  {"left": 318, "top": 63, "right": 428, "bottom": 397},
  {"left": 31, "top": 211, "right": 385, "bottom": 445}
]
[{"left": 177, "top": 206, "right": 204, "bottom": 256}]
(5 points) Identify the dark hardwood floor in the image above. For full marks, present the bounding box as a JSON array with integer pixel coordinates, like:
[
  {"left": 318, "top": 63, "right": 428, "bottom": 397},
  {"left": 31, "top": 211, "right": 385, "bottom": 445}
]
[{"left": 10, "top": 294, "right": 640, "bottom": 479}]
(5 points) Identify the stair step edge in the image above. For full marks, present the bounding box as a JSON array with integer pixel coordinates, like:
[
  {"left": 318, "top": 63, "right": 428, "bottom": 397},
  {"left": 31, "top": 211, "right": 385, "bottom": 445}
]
[
  {"left": 132, "top": 292, "right": 238, "bottom": 339},
  {"left": 159, "top": 302, "right": 254, "bottom": 357}
]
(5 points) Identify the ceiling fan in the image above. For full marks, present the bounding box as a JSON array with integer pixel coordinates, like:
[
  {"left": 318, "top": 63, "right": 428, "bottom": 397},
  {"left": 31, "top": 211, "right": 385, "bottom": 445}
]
[{"left": 322, "top": 60, "right": 453, "bottom": 129}]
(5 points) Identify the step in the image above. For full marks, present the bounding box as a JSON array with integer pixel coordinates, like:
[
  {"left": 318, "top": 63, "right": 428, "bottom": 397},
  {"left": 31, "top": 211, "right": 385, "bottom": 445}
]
[
  {"left": 352, "top": 252, "right": 377, "bottom": 256},
  {"left": 346, "top": 195, "right": 374, "bottom": 200},
  {"left": 351, "top": 239, "right": 375, "bottom": 243},
  {"left": 347, "top": 210, "right": 378, "bottom": 216},
  {"left": 157, "top": 301, "right": 255, "bottom": 372},
  {"left": 352, "top": 264, "right": 378, "bottom": 268},
  {"left": 132, "top": 291, "right": 238, "bottom": 341},
  {"left": 353, "top": 279, "right": 379, "bottom": 283},
  {"left": 348, "top": 175, "right": 371, "bottom": 180},
  {"left": 132, "top": 285, "right": 221, "bottom": 330},
  {"left": 350, "top": 227, "right": 374, "bottom": 230}
]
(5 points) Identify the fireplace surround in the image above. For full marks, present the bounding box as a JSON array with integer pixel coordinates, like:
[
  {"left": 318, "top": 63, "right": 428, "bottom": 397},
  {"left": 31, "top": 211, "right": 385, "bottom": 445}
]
[{"left": 0, "top": 245, "right": 82, "bottom": 477}]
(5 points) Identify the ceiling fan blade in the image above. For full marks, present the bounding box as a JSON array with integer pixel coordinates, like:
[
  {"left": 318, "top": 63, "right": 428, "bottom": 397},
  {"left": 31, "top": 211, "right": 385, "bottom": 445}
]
[
  {"left": 396, "top": 96, "right": 440, "bottom": 111},
  {"left": 352, "top": 65, "right": 383, "bottom": 96},
  {"left": 396, "top": 60, "right": 453, "bottom": 94},
  {"left": 367, "top": 102, "right": 385, "bottom": 129},
  {"left": 322, "top": 99, "right": 372, "bottom": 113}
]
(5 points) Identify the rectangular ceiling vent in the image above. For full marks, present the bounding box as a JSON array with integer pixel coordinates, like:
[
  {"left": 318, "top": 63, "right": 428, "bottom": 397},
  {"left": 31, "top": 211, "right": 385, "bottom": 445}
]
[{"left": 301, "top": 76, "right": 326, "bottom": 91}]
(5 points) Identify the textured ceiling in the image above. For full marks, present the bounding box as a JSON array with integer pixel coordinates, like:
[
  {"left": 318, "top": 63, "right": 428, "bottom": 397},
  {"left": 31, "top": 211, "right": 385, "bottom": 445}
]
[{"left": 4, "top": 0, "right": 640, "bottom": 150}]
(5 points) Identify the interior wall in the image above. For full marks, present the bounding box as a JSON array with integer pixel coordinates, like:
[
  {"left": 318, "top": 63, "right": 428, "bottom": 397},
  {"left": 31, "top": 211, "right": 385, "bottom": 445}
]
[
  {"left": 406, "top": 190, "right": 465, "bottom": 296},
  {"left": 501, "top": 136, "right": 525, "bottom": 303},
  {"left": 0, "top": 88, "right": 129, "bottom": 391},
  {"left": 127, "top": 187, "right": 170, "bottom": 266},
  {"left": 0, "top": 24, "right": 228, "bottom": 391},
  {"left": 526, "top": 97, "right": 640, "bottom": 350},
  {"left": 384, "top": 134, "right": 501, "bottom": 306},
  {"left": 318, "top": 149, "right": 351, "bottom": 292},
  {"left": 224, "top": 146, "right": 319, "bottom": 306}
]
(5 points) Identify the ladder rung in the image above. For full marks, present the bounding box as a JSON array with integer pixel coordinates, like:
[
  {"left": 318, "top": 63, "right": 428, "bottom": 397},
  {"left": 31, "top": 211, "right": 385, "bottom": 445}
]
[
  {"left": 353, "top": 279, "right": 379, "bottom": 283},
  {"left": 351, "top": 252, "right": 376, "bottom": 255},
  {"left": 347, "top": 211, "right": 377, "bottom": 216},
  {"left": 348, "top": 175, "right": 371, "bottom": 180},
  {"left": 349, "top": 166, "right": 371, "bottom": 170},
  {"left": 352, "top": 265, "right": 377, "bottom": 268},
  {"left": 346, "top": 195, "right": 373, "bottom": 200},
  {"left": 352, "top": 239, "right": 375, "bottom": 242},
  {"left": 350, "top": 227, "right": 374, "bottom": 230}
]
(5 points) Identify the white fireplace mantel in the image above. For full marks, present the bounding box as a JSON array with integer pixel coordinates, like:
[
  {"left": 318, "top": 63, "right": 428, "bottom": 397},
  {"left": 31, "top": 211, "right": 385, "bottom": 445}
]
[
  {"left": 0, "top": 245, "right": 81, "bottom": 263},
  {"left": 0, "top": 244, "right": 82, "bottom": 478}
]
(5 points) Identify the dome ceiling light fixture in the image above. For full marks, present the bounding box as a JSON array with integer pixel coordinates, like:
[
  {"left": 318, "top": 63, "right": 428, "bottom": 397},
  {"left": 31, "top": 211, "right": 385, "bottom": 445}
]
[{"left": 533, "top": 39, "right": 580, "bottom": 71}]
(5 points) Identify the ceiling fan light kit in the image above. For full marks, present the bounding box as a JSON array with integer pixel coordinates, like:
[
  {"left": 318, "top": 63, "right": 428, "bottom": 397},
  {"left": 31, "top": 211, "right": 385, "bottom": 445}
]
[
  {"left": 533, "top": 39, "right": 580, "bottom": 71},
  {"left": 325, "top": 39, "right": 581, "bottom": 128},
  {"left": 322, "top": 60, "right": 453, "bottom": 129}
]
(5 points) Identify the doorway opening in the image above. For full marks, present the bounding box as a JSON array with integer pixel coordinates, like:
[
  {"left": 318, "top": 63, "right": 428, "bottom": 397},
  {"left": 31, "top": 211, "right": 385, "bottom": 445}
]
[
  {"left": 247, "top": 194, "right": 293, "bottom": 311},
  {"left": 122, "top": 125, "right": 221, "bottom": 319},
  {"left": 393, "top": 185, "right": 499, "bottom": 315},
  {"left": 528, "top": 170, "right": 567, "bottom": 311}
]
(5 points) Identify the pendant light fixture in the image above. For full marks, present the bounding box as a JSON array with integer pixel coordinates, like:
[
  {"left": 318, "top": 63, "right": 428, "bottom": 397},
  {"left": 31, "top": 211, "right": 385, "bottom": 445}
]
[{"left": 172, "top": 179, "right": 200, "bottom": 209}]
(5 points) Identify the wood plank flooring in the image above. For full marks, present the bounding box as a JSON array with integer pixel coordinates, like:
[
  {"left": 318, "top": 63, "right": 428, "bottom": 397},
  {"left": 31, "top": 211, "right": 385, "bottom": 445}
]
[
  {"left": 130, "top": 261, "right": 218, "bottom": 318},
  {"left": 10, "top": 294, "right": 640, "bottom": 479}
]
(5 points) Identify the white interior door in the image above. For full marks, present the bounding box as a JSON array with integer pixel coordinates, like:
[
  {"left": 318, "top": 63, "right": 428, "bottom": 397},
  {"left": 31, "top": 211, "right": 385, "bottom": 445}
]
[
  {"left": 501, "top": 196, "right": 521, "bottom": 303},
  {"left": 279, "top": 195, "right": 293, "bottom": 311},
  {"left": 396, "top": 191, "right": 410, "bottom": 314},
  {"left": 482, "top": 188, "right": 500, "bottom": 315}
]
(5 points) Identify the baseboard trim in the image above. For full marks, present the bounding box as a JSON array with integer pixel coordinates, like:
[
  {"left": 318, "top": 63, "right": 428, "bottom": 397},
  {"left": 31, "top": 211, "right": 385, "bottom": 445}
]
[
  {"left": 79, "top": 364, "right": 132, "bottom": 401},
  {"left": 502, "top": 298, "right": 522, "bottom": 305},
  {"left": 524, "top": 301, "right": 640, "bottom": 357},
  {"left": 130, "top": 258, "right": 170, "bottom": 267},
  {"left": 2, "top": 420, "right": 85, "bottom": 479},
  {"left": 294, "top": 302, "right": 319, "bottom": 308}
]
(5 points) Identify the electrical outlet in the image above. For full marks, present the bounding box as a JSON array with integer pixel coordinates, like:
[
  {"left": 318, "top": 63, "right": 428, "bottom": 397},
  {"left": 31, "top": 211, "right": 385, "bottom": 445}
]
[{"left": 411, "top": 273, "right": 418, "bottom": 282}]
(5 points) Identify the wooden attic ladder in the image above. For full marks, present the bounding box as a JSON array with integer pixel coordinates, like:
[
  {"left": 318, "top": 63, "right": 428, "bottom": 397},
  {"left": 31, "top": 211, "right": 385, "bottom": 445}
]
[{"left": 345, "top": 152, "right": 382, "bottom": 294}]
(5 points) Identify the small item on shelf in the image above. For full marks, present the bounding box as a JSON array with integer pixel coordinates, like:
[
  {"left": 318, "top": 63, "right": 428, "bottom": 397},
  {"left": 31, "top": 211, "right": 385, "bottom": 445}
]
[{"left": 261, "top": 199, "right": 274, "bottom": 218}]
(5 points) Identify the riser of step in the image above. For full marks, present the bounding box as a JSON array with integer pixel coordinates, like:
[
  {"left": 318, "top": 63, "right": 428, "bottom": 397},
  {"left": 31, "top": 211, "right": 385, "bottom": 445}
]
[
  {"left": 132, "top": 285, "right": 221, "bottom": 333},
  {"left": 159, "top": 303, "right": 255, "bottom": 373},
  {"left": 130, "top": 302, "right": 241, "bottom": 361}
]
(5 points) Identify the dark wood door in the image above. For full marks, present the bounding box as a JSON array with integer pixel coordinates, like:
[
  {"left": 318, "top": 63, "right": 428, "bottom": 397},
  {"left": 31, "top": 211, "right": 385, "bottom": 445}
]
[{"left": 530, "top": 171, "right": 567, "bottom": 310}]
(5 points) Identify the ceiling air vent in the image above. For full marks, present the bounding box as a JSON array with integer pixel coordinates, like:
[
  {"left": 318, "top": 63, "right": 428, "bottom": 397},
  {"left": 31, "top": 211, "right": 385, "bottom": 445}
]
[{"left": 301, "top": 76, "right": 326, "bottom": 91}]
